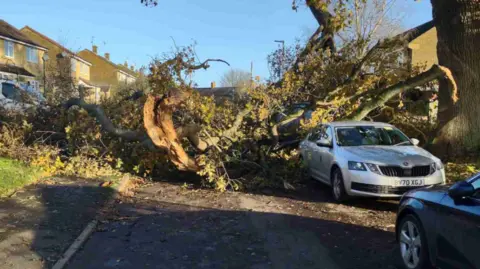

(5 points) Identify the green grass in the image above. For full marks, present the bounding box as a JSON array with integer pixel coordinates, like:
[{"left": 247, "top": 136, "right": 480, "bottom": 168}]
[{"left": 0, "top": 158, "right": 42, "bottom": 197}]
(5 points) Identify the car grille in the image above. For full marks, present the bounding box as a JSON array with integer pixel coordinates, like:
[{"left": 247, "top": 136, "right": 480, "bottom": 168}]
[
  {"left": 351, "top": 182, "right": 433, "bottom": 195},
  {"left": 379, "top": 165, "right": 431, "bottom": 177}
]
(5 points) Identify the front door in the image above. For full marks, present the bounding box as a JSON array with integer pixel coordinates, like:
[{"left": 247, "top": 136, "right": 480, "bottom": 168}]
[
  {"left": 315, "top": 126, "right": 335, "bottom": 183},
  {"left": 308, "top": 125, "right": 334, "bottom": 183}
]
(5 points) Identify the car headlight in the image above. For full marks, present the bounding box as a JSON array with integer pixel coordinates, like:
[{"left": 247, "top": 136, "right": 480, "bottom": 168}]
[
  {"left": 430, "top": 161, "right": 444, "bottom": 173},
  {"left": 365, "top": 163, "right": 382, "bottom": 175},
  {"left": 348, "top": 161, "right": 367, "bottom": 171},
  {"left": 430, "top": 163, "right": 436, "bottom": 174},
  {"left": 436, "top": 161, "right": 444, "bottom": 170}
]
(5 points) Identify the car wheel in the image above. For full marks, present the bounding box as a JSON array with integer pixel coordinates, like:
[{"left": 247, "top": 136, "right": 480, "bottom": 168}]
[
  {"left": 398, "top": 214, "right": 432, "bottom": 269},
  {"left": 331, "top": 167, "right": 348, "bottom": 202}
]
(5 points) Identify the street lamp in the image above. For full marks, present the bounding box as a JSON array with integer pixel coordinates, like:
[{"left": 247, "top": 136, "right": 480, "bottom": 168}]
[
  {"left": 274, "top": 40, "right": 285, "bottom": 77},
  {"left": 42, "top": 53, "right": 49, "bottom": 94}
]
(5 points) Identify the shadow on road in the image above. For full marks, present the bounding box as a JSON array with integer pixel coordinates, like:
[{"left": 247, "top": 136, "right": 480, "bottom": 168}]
[
  {"left": 151, "top": 171, "right": 399, "bottom": 214},
  {"left": 69, "top": 199, "right": 401, "bottom": 269},
  {"left": 0, "top": 179, "right": 114, "bottom": 268}
]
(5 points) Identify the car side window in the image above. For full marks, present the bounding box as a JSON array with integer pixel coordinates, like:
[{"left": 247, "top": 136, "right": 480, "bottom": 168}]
[
  {"left": 308, "top": 128, "right": 320, "bottom": 142},
  {"left": 324, "top": 126, "right": 333, "bottom": 143},
  {"left": 471, "top": 176, "right": 480, "bottom": 199}
]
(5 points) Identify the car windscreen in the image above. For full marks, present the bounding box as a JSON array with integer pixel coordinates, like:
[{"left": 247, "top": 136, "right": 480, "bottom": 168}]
[{"left": 336, "top": 126, "right": 411, "bottom": 146}]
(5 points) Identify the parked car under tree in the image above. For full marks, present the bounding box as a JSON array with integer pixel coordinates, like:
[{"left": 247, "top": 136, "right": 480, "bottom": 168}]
[{"left": 299, "top": 121, "right": 445, "bottom": 202}]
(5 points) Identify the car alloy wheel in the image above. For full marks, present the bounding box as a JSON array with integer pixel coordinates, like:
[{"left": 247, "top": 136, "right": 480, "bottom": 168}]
[
  {"left": 398, "top": 215, "right": 430, "bottom": 269},
  {"left": 331, "top": 168, "right": 347, "bottom": 202}
]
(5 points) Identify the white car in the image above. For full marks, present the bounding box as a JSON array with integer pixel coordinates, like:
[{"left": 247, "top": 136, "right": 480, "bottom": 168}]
[
  {"left": 0, "top": 80, "right": 45, "bottom": 112},
  {"left": 299, "top": 121, "right": 445, "bottom": 202}
]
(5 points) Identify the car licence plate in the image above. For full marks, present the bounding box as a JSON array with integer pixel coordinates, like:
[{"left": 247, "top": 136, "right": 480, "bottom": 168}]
[{"left": 395, "top": 179, "right": 424, "bottom": 187}]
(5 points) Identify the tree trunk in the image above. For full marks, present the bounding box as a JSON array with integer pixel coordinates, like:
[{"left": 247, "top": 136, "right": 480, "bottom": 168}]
[{"left": 431, "top": 0, "right": 480, "bottom": 157}]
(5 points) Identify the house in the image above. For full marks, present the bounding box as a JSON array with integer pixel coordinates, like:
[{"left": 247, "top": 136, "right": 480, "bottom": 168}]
[
  {"left": 0, "top": 20, "right": 47, "bottom": 91},
  {"left": 397, "top": 21, "right": 438, "bottom": 122},
  {"left": 195, "top": 82, "right": 242, "bottom": 103},
  {"left": 398, "top": 20, "right": 437, "bottom": 71},
  {"left": 77, "top": 45, "right": 137, "bottom": 95},
  {"left": 19, "top": 26, "right": 104, "bottom": 102}
]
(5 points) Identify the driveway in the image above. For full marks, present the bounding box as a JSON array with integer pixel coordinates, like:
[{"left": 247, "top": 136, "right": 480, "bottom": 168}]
[{"left": 69, "top": 181, "right": 401, "bottom": 269}]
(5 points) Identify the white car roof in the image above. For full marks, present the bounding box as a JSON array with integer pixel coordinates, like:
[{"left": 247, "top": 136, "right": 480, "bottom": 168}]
[{"left": 327, "top": 121, "right": 394, "bottom": 128}]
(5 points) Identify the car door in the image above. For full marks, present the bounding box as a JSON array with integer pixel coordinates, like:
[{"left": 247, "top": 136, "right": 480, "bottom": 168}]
[
  {"left": 304, "top": 129, "right": 322, "bottom": 179},
  {"left": 435, "top": 176, "right": 480, "bottom": 268},
  {"left": 314, "top": 125, "right": 335, "bottom": 183}
]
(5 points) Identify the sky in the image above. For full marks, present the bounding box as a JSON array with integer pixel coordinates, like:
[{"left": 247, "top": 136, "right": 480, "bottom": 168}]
[{"left": 3, "top": 0, "right": 432, "bottom": 87}]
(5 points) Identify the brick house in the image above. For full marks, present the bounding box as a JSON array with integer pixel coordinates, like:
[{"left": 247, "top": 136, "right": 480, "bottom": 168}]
[
  {"left": 77, "top": 45, "right": 137, "bottom": 96},
  {"left": 398, "top": 21, "right": 438, "bottom": 122},
  {"left": 399, "top": 20, "right": 437, "bottom": 71},
  {"left": 0, "top": 20, "right": 47, "bottom": 91},
  {"left": 19, "top": 26, "right": 104, "bottom": 102}
]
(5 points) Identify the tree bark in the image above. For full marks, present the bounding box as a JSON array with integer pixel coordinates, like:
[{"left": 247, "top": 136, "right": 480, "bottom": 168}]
[{"left": 431, "top": 0, "right": 480, "bottom": 156}]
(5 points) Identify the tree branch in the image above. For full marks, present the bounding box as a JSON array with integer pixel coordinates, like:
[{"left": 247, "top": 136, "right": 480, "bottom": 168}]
[
  {"left": 348, "top": 64, "right": 457, "bottom": 120},
  {"left": 189, "top": 59, "right": 230, "bottom": 70},
  {"left": 64, "top": 98, "right": 148, "bottom": 142}
]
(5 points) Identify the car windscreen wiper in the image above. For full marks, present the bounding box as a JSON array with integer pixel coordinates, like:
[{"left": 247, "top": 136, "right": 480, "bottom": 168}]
[{"left": 393, "top": 141, "right": 412, "bottom": 146}]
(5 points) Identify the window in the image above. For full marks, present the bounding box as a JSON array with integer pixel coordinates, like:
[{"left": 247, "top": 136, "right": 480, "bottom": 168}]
[
  {"left": 71, "top": 58, "right": 76, "bottom": 72},
  {"left": 81, "top": 63, "right": 88, "bottom": 75},
  {"left": 336, "top": 126, "right": 411, "bottom": 146},
  {"left": 4, "top": 40, "right": 14, "bottom": 57},
  {"left": 1, "top": 83, "right": 22, "bottom": 102},
  {"left": 26, "top": 47, "right": 38, "bottom": 63},
  {"left": 308, "top": 125, "right": 332, "bottom": 142}
]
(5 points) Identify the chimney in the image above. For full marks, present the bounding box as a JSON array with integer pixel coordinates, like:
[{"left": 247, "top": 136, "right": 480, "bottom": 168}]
[
  {"left": 104, "top": 53, "right": 110, "bottom": 60},
  {"left": 124, "top": 61, "right": 128, "bottom": 67},
  {"left": 92, "top": 45, "right": 98, "bottom": 54},
  {"left": 211, "top": 81, "right": 216, "bottom": 89},
  {"left": 130, "top": 65, "right": 134, "bottom": 71}
]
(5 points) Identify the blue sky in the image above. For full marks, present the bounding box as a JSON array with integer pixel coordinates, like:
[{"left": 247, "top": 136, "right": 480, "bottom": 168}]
[{"left": 4, "top": 0, "right": 432, "bottom": 87}]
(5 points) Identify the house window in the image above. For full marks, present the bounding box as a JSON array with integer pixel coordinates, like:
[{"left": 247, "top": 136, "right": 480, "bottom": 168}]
[
  {"left": 4, "top": 40, "right": 14, "bottom": 58},
  {"left": 26, "top": 47, "right": 38, "bottom": 63},
  {"left": 71, "top": 58, "right": 76, "bottom": 72},
  {"left": 81, "top": 63, "right": 88, "bottom": 75}
]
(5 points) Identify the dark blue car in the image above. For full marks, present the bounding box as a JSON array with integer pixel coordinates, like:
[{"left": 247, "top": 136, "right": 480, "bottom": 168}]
[{"left": 396, "top": 173, "right": 480, "bottom": 269}]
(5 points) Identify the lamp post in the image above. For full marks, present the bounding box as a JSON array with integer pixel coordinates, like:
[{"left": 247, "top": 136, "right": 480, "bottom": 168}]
[
  {"left": 274, "top": 40, "right": 285, "bottom": 77},
  {"left": 42, "top": 53, "right": 49, "bottom": 94}
]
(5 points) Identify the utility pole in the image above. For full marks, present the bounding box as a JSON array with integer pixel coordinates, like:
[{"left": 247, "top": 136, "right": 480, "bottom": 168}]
[{"left": 274, "top": 40, "right": 285, "bottom": 77}]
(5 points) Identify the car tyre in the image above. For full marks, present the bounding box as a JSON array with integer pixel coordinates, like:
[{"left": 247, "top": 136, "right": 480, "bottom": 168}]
[
  {"left": 331, "top": 167, "right": 348, "bottom": 202},
  {"left": 398, "top": 214, "right": 432, "bottom": 269}
]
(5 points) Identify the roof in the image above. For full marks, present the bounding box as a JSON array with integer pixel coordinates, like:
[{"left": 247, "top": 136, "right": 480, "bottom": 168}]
[
  {"left": 20, "top": 26, "right": 91, "bottom": 66},
  {"left": 79, "top": 49, "right": 137, "bottom": 78},
  {"left": 0, "top": 20, "right": 47, "bottom": 50},
  {"left": 395, "top": 20, "right": 435, "bottom": 43},
  {"left": 328, "top": 121, "right": 393, "bottom": 127},
  {"left": 116, "top": 64, "right": 137, "bottom": 77},
  {"left": 195, "top": 87, "right": 238, "bottom": 98},
  {"left": 0, "top": 63, "right": 35, "bottom": 77}
]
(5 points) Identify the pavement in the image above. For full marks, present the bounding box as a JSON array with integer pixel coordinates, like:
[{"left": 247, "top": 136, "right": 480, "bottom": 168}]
[
  {"left": 68, "top": 181, "right": 402, "bottom": 269},
  {"left": 0, "top": 177, "right": 114, "bottom": 269}
]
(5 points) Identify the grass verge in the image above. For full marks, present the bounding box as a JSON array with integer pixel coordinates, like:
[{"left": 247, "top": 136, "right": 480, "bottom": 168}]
[{"left": 0, "top": 157, "right": 42, "bottom": 197}]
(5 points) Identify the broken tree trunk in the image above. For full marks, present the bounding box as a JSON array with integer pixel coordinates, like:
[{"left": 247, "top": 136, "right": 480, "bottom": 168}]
[{"left": 143, "top": 90, "right": 200, "bottom": 172}]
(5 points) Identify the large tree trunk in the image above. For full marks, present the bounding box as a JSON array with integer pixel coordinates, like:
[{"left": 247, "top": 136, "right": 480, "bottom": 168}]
[{"left": 432, "top": 0, "right": 480, "bottom": 157}]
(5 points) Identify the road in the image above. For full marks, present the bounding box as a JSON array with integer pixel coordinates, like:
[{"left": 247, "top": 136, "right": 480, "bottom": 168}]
[{"left": 69, "top": 180, "right": 402, "bottom": 269}]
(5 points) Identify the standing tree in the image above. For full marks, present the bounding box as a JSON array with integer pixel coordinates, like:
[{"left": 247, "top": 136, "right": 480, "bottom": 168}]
[
  {"left": 431, "top": 0, "right": 480, "bottom": 156},
  {"left": 219, "top": 68, "right": 251, "bottom": 88}
]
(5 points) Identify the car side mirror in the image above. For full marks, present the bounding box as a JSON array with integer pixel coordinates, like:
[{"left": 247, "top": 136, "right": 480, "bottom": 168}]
[
  {"left": 448, "top": 181, "right": 475, "bottom": 199},
  {"left": 411, "top": 138, "right": 420, "bottom": 146},
  {"left": 316, "top": 138, "right": 332, "bottom": 148}
]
